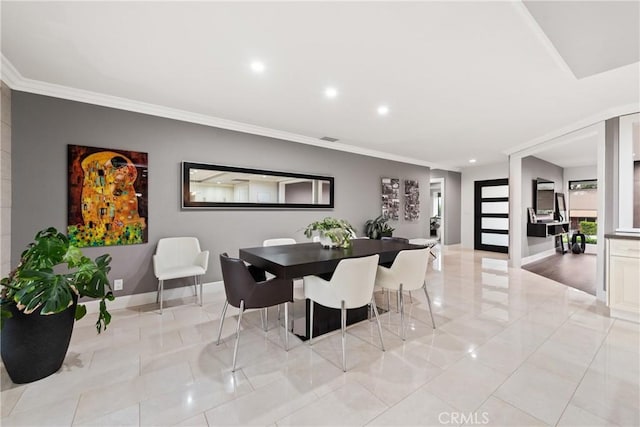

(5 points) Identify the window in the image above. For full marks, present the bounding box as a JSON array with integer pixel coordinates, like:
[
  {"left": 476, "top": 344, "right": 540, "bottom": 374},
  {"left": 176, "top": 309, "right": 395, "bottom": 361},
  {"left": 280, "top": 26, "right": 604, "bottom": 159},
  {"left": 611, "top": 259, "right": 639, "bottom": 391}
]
[{"left": 568, "top": 179, "right": 598, "bottom": 242}]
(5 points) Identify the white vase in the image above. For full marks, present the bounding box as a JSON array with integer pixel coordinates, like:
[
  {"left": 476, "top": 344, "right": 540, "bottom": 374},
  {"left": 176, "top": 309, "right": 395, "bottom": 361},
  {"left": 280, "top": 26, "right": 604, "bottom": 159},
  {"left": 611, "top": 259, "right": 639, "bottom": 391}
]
[{"left": 319, "top": 235, "right": 336, "bottom": 248}]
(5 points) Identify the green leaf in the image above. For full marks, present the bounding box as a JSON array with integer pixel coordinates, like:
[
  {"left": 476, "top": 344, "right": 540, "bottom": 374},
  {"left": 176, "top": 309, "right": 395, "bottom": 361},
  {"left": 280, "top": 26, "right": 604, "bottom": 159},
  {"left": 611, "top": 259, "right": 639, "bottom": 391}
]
[{"left": 75, "top": 304, "right": 87, "bottom": 320}]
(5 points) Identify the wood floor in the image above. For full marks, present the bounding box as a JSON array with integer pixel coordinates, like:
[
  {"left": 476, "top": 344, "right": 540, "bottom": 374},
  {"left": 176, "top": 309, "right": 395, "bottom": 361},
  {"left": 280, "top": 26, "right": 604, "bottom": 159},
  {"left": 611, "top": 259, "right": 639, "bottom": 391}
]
[{"left": 523, "top": 252, "right": 597, "bottom": 295}]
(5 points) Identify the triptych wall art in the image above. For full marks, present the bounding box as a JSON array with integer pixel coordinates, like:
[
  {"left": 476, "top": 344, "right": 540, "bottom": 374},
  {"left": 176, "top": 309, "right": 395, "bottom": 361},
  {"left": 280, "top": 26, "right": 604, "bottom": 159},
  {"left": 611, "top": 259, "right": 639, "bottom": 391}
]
[
  {"left": 381, "top": 178, "right": 400, "bottom": 220},
  {"left": 404, "top": 180, "right": 420, "bottom": 221},
  {"left": 381, "top": 177, "right": 421, "bottom": 222},
  {"left": 68, "top": 144, "right": 148, "bottom": 247}
]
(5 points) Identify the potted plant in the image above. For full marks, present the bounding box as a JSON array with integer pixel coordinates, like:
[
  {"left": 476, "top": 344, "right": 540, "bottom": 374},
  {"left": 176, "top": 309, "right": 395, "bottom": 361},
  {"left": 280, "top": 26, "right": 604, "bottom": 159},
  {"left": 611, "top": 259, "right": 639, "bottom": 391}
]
[
  {"left": 430, "top": 216, "right": 441, "bottom": 238},
  {"left": 0, "top": 227, "right": 113, "bottom": 383},
  {"left": 304, "top": 217, "right": 356, "bottom": 249},
  {"left": 364, "top": 215, "right": 395, "bottom": 240}
]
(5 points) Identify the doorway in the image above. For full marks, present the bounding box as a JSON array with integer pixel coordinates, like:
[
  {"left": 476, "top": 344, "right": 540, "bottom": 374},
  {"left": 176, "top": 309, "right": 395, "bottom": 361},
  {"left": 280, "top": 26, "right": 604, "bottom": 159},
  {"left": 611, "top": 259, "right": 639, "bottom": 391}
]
[
  {"left": 474, "top": 178, "right": 509, "bottom": 253},
  {"left": 430, "top": 178, "right": 445, "bottom": 244}
]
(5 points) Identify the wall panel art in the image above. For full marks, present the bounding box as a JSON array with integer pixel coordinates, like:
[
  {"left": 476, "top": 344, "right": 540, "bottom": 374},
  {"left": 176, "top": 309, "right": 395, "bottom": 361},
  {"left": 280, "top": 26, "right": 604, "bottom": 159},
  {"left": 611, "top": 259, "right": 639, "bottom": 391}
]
[
  {"left": 68, "top": 145, "right": 148, "bottom": 247},
  {"left": 381, "top": 177, "right": 400, "bottom": 220},
  {"left": 404, "top": 179, "right": 420, "bottom": 221}
]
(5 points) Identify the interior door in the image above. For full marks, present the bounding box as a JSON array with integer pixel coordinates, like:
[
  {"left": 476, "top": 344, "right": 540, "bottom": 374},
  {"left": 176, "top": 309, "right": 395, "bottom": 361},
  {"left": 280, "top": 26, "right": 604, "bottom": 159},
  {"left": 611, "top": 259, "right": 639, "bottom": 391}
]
[{"left": 474, "top": 178, "right": 509, "bottom": 253}]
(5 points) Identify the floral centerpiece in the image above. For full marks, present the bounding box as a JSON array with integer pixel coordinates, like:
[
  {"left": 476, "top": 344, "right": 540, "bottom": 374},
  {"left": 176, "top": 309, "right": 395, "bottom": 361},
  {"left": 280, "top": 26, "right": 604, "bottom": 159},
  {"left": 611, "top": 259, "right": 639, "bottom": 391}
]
[{"left": 304, "top": 217, "right": 356, "bottom": 249}]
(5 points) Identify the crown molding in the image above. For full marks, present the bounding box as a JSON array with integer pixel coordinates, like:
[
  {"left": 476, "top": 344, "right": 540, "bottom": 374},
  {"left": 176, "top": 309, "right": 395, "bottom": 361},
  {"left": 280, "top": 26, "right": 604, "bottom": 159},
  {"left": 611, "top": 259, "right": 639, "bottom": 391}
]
[
  {"left": 505, "top": 103, "right": 640, "bottom": 157},
  {"left": 1, "top": 54, "right": 457, "bottom": 172}
]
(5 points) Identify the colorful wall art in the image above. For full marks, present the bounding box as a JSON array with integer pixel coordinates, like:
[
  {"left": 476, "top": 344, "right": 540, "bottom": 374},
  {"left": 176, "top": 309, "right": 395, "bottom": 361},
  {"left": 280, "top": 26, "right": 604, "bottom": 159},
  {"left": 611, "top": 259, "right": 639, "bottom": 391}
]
[
  {"left": 68, "top": 145, "right": 148, "bottom": 247},
  {"left": 381, "top": 177, "right": 400, "bottom": 220},
  {"left": 404, "top": 180, "right": 420, "bottom": 221}
]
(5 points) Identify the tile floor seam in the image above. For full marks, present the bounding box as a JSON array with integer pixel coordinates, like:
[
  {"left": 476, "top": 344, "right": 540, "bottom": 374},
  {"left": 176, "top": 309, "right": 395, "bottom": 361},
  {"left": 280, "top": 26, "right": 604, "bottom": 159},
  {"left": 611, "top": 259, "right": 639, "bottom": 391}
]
[
  {"left": 1, "top": 386, "right": 24, "bottom": 419},
  {"left": 69, "top": 393, "right": 82, "bottom": 426},
  {"left": 488, "top": 395, "right": 551, "bottom": 427},
  {"left": 553, "top": 319, "right": 616, "bottom": 426},
  {"left": 469, "top": 312, "right": 574, "bottom": 424}
]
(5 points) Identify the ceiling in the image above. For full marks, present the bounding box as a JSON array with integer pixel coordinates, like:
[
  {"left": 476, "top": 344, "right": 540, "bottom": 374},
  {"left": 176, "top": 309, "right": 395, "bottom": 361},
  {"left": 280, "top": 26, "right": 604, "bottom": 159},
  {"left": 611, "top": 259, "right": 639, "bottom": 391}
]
[{"left": 2, "top": 1, "right": 639, "bottom": 170}]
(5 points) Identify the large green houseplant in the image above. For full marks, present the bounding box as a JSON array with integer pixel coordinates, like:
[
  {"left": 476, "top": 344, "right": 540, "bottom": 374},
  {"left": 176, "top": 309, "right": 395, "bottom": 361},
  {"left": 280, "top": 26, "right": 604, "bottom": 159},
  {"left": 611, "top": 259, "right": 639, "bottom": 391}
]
[
  {"left": 0, "top": 227, "right": 114, "bottom": 383},
  {"left": 304, "top": 217, "right": 356, "bottom": 249},
  {"left": 364, "top": 215, "right": 395, "bottom": 240}
]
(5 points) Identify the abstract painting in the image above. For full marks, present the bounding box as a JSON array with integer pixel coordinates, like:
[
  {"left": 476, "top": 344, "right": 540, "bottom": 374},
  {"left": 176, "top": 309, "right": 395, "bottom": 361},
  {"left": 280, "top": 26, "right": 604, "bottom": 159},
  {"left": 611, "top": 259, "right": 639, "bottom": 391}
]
[
  {"left": 68, "top": 145, "right": 148, "bottom": 247},
  {"left": 381, "top": 177, "right": 400, "bottom": 220},
  {"left": 404, "top": 179, "right": 420, "bottom": 221}
]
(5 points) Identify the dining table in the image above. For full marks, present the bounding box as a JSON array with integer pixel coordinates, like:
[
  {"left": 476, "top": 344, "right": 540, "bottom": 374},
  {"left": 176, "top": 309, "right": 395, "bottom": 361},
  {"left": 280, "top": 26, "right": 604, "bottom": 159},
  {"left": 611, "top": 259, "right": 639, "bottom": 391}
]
[{"left": 239, "top": 238, "right": 424, "bottom": 340}]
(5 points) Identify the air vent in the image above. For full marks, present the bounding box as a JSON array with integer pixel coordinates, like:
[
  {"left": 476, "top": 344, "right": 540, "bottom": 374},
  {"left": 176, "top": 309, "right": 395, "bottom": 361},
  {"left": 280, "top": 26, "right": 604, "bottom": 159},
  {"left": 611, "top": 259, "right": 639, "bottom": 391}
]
[
  {"left": 231, "top": 179, "right": 250, "bottom": 182},
  {"left": 320, "top": 136, "right": 339, "bottom": 142}
]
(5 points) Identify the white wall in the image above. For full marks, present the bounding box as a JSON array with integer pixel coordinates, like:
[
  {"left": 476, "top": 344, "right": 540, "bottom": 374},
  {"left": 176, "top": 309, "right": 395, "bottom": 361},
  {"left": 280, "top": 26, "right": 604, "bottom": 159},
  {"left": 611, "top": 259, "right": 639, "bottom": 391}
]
[
  {"left": 460, "top": 162, "right": 509, "bottom": 249},
  {"left": 191, "top": 183, "right": 234, "bottom": 202},
  {"left": 249, "top": 180, "right": 278, "bottom": 203}
]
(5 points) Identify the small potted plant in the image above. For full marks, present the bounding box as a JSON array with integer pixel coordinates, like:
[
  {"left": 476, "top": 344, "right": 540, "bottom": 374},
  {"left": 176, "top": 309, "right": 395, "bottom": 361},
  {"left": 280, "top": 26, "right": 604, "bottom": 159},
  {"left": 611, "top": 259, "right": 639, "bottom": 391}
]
[
  {"left": 0, "top": 227, "right": 114, "bottom": 383},
  {"left": 304, "top": 217, "right": 356, "bottom": 249},
  {"left": 364, "top": 215, "right": 395, "bottom": 240}
]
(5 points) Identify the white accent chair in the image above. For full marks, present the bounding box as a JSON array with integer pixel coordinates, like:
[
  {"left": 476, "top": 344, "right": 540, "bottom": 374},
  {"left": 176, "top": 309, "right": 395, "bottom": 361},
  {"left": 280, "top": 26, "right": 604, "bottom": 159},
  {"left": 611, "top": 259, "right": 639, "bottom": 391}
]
[
  {"left": 303, "top": 254, "right": 385, "bottom": 372},
  {"left": 263, "top": 238, "right": 297, "bottom": 248},
  {"left": 374, "top": 248, "right": 435, "bottom": 339},
  {"left": 263, "top": 238, "right": 303, "bottom": 329},
  {"left": 153, "top": 237, "right": 209, "bottom": 314}
]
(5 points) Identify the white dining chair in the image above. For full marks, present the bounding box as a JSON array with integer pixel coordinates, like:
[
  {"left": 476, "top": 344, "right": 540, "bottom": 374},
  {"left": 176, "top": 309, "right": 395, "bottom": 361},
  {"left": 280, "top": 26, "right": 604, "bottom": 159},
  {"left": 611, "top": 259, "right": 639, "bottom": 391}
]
[
  {"left": 374, "top": 248, "right": 435, "bottom": 339},
  {"left": 153, "top": 237, "right": 209, "bottom": 314},
  {"left": 303, "top": 254, "right": 384, "bottom": 372},
  {"left": 262, "top": 238, "right": 302, "bottom": 331}
]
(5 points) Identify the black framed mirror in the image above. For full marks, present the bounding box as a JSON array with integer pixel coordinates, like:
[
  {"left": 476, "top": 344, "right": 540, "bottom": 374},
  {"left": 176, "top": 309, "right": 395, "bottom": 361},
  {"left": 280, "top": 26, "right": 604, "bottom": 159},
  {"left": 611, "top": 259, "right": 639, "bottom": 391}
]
[
  {"left": 182, "top": 162, "right": 334, "bottom": 209},
  {"left": 555, "top": 192, "right": 566, "bottom": 221}
]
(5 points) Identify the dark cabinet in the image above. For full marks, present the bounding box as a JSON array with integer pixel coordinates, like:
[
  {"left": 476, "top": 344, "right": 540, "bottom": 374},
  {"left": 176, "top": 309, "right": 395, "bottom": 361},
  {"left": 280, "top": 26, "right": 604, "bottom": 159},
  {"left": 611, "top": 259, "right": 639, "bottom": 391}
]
[{"left": 527, "top": 221, "right": 569, "bottom": 237}]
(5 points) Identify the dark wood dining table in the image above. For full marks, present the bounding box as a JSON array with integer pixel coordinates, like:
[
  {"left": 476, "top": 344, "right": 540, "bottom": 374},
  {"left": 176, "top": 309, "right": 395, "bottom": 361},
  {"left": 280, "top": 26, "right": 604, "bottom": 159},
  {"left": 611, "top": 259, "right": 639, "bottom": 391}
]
[{"left": 239, "top": 238, "right": 423, "bottom": 339}]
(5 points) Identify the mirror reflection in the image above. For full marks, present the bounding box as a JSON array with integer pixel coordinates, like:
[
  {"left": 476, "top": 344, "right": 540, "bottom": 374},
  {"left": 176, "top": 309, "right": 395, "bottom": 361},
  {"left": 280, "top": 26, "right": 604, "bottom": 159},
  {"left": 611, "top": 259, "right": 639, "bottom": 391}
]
[{"left": 182, "top": 162, "right": 334, "bottom": 208}]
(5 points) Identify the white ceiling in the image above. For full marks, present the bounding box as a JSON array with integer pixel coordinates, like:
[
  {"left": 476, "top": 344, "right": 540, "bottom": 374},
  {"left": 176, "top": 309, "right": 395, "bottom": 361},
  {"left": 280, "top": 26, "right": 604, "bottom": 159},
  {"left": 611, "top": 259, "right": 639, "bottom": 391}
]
[
  {"left": 2, "top": 1, "right": 639, "bottom": 170},
  {"left": 531, "top": 131, "right": 599, "bottom": 169}
]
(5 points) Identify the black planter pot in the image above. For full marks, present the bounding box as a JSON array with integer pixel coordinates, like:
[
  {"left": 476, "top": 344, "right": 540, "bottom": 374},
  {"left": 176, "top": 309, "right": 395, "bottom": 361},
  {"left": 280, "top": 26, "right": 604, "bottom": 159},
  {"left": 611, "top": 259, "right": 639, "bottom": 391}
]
[{"left": 1, "top": 298, "right": 76, "bottom": 384}]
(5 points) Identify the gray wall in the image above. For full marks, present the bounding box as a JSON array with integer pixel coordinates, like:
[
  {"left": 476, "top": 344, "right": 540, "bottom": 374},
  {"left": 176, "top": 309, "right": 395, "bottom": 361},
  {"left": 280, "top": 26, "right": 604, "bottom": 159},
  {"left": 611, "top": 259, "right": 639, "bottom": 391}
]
[
  {"left": 11, "top": 92, "right": 430, "bottom": 296},
  {"left": 521, "top": 155, "right": 564, "bottom": 257},
  {"left": 1, "top": 82, "right": 11, "bottom": 277},
  {"left": 431, "top": 169, "right": 462, "bottom": 244}
]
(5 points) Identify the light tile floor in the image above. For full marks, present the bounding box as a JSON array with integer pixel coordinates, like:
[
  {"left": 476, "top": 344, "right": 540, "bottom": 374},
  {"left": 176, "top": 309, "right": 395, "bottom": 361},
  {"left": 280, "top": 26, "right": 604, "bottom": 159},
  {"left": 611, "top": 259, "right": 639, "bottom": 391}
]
[{"left": 2, "top": 246, "right": 639, "bottom": 426}]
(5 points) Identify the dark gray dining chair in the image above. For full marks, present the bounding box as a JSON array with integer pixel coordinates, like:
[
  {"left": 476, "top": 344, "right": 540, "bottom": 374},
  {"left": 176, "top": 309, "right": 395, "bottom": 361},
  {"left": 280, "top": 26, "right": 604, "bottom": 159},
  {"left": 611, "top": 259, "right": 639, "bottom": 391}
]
[{"left": 216, "top": 253, "right": 293, "bottom": 372}]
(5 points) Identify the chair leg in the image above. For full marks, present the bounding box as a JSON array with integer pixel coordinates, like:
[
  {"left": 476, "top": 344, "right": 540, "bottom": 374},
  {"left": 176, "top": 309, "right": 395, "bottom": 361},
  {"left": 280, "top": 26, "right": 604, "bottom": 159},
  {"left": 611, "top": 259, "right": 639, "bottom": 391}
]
[
  {"left": 193, "top": 276, "right": 198, "bottom": 297},
  {"left": 199, "top": 275, "right": 204, "bottom": 306},
  {"left": 371, "top": 297, "right": 385, "bottom": 351},
  {"left": 341, "top": 300, "right": 347, "bottom": 372},
  {"left": 409, "top": 290, "right": 413, "bottom": 304},
  {"left": 386, "top": 289, "right": 391, "bottom": 312},
  {"left": 399, "top": 283, "right": 405, "bottom": 340},
  {"left": 283, "top": 302, "right": 289, "bottom": 351},
  {"left": 396, "top": 290, "right": 401, "bottom": 313},
  {"left": 263, "top": 308, "right": 269, "bottom": 333},
  {"left": 309, "top": 300, "right": 314, "bottom": 346},
  {"left": 232, "top": 300, "right": 245, "bottom": 372},
  {"left": 158, "top": 280, "right": 164, "bottom": 315},
  {"left": 423, "top": 282, "right": 436, "bottom": 329},
  {"left": 216, "top": 300, "right": 229, "bottom": 345}
]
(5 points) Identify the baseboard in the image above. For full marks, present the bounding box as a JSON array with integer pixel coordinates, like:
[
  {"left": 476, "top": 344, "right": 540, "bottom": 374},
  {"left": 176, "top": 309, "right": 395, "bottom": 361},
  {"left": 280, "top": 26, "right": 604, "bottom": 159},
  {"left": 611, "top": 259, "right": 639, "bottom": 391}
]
[
  {"left": 81, "top": 280, "right": 225, "bottom": 314},
  {"left": 521, "top": 248, "right": 557, "bottom": 265},
  {"left": 610, "top": 308, "right": 640, "bottom": 324}
]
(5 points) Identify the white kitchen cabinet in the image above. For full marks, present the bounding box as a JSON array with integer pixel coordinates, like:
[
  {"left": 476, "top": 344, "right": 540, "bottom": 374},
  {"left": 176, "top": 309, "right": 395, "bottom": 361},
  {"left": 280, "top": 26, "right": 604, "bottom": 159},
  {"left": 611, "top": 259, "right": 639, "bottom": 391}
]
[{"left": 607, "top": 236, "right": 640, "bottom": 323}]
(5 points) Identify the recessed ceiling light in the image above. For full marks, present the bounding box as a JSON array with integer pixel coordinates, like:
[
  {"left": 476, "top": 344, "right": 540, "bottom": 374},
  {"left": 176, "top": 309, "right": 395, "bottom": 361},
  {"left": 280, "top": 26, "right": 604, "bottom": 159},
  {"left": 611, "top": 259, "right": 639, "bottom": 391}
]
[
  {"left": 377, "top": 105, "right": 389, "bottom": 116},
  {"left": 469, "top": 159, "right": 477, "bottom": 163},
  {"left": 325, "top": 87, "right": 338, "bottom": 98},
  {"left": 250, "top": 60, "right": 265, "bottom": 73}
]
